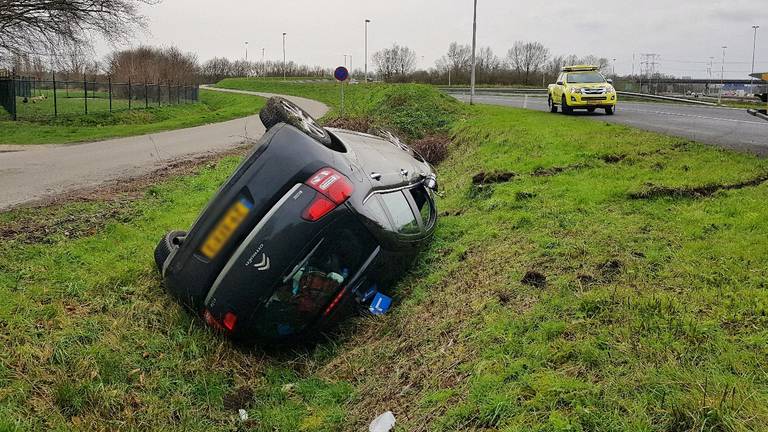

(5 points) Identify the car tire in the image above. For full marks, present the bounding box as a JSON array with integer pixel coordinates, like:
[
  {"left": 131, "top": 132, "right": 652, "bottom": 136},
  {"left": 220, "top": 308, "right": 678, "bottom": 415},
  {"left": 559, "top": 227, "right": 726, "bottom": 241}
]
[
  {"left": 259, "top": 97, "right": 332, "bottom": 146},
  {"left": 605, "top": 106, "right": 615, "bottom": 115},
  {"left": 561, "top": 95, "right": 572, "bottom": 114},
  {"left": 154, "top": 230, "right": 187, "bottom": 274},
  {"left": 548, "top": 95, "right": 558, "bottom": 113}
]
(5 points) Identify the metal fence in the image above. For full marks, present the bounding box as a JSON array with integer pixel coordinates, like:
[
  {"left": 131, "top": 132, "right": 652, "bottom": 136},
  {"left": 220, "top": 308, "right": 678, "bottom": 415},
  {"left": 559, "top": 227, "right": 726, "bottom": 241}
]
[{"left": 0, "top": 74, "right": 199, "bottom": 121}]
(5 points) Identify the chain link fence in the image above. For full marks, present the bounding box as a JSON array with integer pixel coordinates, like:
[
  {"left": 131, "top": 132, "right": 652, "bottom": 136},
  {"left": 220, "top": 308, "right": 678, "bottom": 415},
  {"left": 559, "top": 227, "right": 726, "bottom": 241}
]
[{"left": 0, "top": 73, "right": 199, "bottom": 121}]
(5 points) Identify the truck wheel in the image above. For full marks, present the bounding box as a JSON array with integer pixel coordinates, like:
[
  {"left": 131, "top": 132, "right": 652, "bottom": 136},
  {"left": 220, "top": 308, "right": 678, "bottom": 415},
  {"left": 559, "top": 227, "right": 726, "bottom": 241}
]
[
  {"left": 154, "top": 230, "right": 187, "bottom": 274},
  {"left": 561, "top": 96, "right": 572, "bottom": 114},
  {"left": 605, "top": 106, "right": 615, "bottom": 115},
  {"left": 587, "top": 108, "right": 596, "bottom": 113},
  {"left": 548, "top": 95, "right": 558, "bottom": 113},
  {"left": 260, "top": 97, "right": 332, "bottom": 146}
]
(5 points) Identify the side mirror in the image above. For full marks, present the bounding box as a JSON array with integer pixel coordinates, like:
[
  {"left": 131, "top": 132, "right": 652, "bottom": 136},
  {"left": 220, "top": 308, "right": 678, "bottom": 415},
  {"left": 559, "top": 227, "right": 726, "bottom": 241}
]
[
  {"left": 556, "top": 81, "right": 563, "bottom": 85},
  {"left": 607, "top": 79, "right": 614, "bottom": 84},
  {"left": 423, "top": 174, "right": 438, "bottom": 192}
]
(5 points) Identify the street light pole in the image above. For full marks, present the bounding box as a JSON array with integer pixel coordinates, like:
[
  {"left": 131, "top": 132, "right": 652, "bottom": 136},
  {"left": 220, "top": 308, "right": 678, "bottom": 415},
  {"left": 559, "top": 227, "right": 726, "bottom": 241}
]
[
  {"left": 719, "top": 45, "right": 727, "bottom": 105},
  {"left": 751, "top": 25, "right": 760, "bottom": 94},
  {"left": 245, "top": 41, "right": 248, "bottom": 61},
  {"left": 365, "top": 19, "right": 371, "bottom": 82},
  {"left": 282, "top": 32, "right": 287, "bottom": 81},
  {"left": 469, "top": 0, "right": 478, "bottom": 105},
  {"left": 612, "top": 58, "right": 616, "bottom": 76}
]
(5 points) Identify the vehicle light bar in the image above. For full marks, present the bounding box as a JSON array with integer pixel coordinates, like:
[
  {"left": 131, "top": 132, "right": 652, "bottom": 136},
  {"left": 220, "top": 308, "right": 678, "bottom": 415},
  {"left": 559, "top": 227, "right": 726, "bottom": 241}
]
[{"left": 303, "top": 168, "right": 353, "bottom": 221}]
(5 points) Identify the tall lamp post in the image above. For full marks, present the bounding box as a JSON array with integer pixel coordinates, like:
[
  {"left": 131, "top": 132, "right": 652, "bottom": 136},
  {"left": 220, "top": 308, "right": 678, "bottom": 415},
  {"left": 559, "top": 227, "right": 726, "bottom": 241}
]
[
  {"left": 719, "top": 46, "right": 727, "bottom": 105},
  {"left": 245, "top": 41, "right": 249, "bottom": 61},
  {"left": 365, "top": 19, "right": 371, "bottom": 82},
  {"left": 282, "top": 32, "right": 287, "bottom": 81},
  {"left": 469, "top": 0, "right": 478, "bottom": 105},
  {"left": 612, "top": 58, "right": 616, "bottom": 76},
  {"left": 751, "top": 25, "right": 760, "bottom": 94}
]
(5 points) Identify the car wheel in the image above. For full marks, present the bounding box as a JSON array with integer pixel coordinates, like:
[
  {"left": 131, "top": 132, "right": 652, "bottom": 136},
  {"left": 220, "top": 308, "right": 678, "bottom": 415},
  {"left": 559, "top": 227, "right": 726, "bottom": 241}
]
[
  {"left": 587, "top": 108, "right": 596, "bottom": 113},
  {"left": 260, "top": 97, "right": 332, "bottom": 146},
  {"left": 548, "top": 95, "right": 558, "bottom": 113},
  {"left": 605, "top": 106, "right": 615, "bottom": 115},
  {"left": 154, "top": 230, "right": 187, "bottom": 274},
  {"left": 561, "top": 95, "right": 572, "bottom": 114}
]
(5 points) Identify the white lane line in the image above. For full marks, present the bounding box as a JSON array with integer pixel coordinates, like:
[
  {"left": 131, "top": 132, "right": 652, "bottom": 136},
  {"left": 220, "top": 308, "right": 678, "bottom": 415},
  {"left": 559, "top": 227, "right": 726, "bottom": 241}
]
[
  {"left": 618, "top": 107, "right": 768, "bottom": 126},
  {"left": 463, "top": 95, "right": 767, "bottom": 127}
]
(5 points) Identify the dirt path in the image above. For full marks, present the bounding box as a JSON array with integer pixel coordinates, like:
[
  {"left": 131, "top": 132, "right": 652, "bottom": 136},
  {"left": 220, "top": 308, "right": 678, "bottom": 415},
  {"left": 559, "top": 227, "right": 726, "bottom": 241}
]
[{"left": 0, "top": 88, "right": 328, "bottom": 210}]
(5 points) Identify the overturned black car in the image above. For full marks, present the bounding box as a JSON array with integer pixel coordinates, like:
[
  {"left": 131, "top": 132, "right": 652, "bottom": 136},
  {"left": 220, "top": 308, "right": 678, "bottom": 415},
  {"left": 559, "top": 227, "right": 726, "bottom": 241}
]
[{"left": 154, "top": 97, "right": 438, "bottom": 343}]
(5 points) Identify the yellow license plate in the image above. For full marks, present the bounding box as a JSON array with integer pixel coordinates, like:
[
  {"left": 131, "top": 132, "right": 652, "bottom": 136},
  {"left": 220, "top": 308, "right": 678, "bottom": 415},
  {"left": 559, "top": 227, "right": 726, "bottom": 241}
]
[{"left": 199, "top": 198, "right": 253, "bottom": 259}]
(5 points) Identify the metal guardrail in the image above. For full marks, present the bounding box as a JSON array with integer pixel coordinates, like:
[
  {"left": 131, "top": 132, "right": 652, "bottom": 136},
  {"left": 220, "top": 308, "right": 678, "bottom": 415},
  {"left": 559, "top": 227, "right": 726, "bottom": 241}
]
[
  {"left": 748, "top": 109, "right": 768, "bottom": 121},
  {"left": 441, "top": 87, "right": 717, "bottom": 106}
]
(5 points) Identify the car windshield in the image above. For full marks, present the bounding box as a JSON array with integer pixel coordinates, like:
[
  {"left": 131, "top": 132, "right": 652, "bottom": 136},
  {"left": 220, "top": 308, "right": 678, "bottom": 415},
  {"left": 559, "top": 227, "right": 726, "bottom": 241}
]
[{"left": 567, "top": 72, "right": 605, "bottom": 84}]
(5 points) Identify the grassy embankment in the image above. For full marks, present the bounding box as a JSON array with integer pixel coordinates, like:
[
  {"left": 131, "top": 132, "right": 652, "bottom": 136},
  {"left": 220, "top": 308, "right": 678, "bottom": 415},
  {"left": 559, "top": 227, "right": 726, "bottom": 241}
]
[
  {"left": 0, "top": 89, "right": 266, "bottom": 145},
  {"left": 2, "top": 79, "right": 768, "bottom": 431}
]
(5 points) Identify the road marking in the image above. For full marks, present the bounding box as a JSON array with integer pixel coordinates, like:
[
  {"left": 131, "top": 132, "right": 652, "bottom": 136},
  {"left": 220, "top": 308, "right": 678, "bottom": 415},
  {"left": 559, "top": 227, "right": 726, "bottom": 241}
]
[
  {"left": 459, "top": 95, "right": 768, "bottom": 127},
  {"left": 617, "top": 107, "right": 768, "bottom": 126}
]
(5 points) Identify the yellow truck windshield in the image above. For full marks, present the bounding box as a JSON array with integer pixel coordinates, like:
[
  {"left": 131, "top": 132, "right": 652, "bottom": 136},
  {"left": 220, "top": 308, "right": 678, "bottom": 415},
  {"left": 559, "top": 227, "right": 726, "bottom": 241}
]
[{"left": 567, "top": 72, "right": 605, "bottom": 84}]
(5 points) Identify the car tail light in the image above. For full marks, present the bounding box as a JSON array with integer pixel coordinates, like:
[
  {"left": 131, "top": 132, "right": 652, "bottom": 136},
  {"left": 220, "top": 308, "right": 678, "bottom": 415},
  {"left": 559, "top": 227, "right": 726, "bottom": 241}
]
[
  {"left": 202, "top": 309, "right": 237, "bottom": 332},
  {"left": 222, "top": 312, "right": 237, "bottom": 331},
  {"left": 302, "top": 168, "right": 353, "bottom": 221}
]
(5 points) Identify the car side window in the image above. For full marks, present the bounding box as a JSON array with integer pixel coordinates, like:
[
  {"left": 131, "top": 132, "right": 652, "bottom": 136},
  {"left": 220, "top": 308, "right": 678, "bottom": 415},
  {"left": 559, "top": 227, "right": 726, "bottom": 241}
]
[
  {"left": 408, "top": 186, "right": 435, "bottom": 230},
  {"left": 379, "top": 191, "right": 420, "bottom": 235}
]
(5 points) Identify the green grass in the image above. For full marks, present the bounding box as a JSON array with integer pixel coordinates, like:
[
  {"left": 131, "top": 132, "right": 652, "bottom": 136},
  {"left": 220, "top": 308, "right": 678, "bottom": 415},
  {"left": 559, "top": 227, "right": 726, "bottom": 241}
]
[
  {"left": 3, "top": 82, "right": 768, "bottom": 430},
  {"left": 11, "top": 90, "right": 132, "bottom": 119},
  {"left": 0, "top": 89, "right": 266, "bottom": 145},
  {"left": 216, "top": 78, "right": 460, "bottom": 139}
]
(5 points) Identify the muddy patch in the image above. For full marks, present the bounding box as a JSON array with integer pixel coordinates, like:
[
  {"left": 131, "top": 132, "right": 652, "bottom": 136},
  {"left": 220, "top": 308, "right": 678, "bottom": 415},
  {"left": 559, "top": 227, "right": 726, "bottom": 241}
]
[
  {"left": 629, "top": 173, "right": 768, "bottom": 200},
  {"left": 439, "top": 209, "right": 465, "bottom": 217},
  {"left": 521, "top": 270, "right": 547, "bottom": 288},
  {"left": 222, "top": 386, "right": 255, "bottom": 410},
  {"left": 600, "top": 153, "right": 627, "bottom": 164},
  {"left": 599, "top": 259, "right": 623, "bottom": 280},
  {"left": 472, "top": 171, "right": 516, "bottom": 185},
  {"left": 531, "top": 163, "right": 585, "bottom": 177}
]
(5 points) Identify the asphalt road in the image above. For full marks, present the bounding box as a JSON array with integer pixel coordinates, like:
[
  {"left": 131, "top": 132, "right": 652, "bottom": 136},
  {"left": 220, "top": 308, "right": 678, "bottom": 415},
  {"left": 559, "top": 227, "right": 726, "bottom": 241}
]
[
  {"left": 452, "top": 93, "right": 768, "bottom": 155},
  {"left": 0, "top": 87, "right": 328, "bottom": 210}
]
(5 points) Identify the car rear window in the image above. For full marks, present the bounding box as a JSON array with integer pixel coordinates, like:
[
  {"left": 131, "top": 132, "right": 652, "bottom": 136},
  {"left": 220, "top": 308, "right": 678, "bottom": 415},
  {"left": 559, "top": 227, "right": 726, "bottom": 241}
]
[
  {"left": 409, "top": 186, "right": 435, "bottom": 229},
  {"left": 254, "top": 223, "right": 376, "bottom": 337},
  {"left": 379, "top": 191, "right": 420, "bottom": 235}
]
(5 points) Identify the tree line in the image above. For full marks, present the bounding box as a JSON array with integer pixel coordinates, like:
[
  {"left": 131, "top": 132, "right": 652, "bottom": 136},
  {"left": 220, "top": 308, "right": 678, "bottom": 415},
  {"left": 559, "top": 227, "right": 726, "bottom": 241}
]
[{"left": 375, "top": 41, "right": 612, "bottom": 86}]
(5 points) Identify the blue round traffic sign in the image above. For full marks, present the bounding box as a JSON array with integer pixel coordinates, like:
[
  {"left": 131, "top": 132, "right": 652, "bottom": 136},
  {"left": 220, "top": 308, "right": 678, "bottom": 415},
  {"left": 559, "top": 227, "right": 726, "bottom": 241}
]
[{"left": 334, "top": 66, "right": 350, "bottom": 82}]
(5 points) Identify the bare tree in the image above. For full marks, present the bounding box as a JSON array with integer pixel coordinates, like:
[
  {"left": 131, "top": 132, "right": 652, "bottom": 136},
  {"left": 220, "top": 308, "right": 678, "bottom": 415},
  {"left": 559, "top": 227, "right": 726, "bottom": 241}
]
[
  {"left": 373, "top": 44, "right": 416, "bottom": 82},
  {"left": 106, "top": 46, "right": 199, "bottom": 84},
  {"left": 436, "top": 42, "right": 471, "bottom": 83},
  {"left": 506, "top": 41, "right": 549, "bottom": 85},
  {"left": 580, "top": 55, "right": 611, "bottom": 74},
  {"left": 0, "top": 0, "right": 156, "bottom": 58}
]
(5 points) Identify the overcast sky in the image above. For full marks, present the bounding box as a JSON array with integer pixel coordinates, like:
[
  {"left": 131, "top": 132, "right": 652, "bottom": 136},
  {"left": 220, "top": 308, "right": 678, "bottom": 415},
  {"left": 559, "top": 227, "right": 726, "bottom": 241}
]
[{"left": 109, "top": 0, "right": 768, "bottom": 78}]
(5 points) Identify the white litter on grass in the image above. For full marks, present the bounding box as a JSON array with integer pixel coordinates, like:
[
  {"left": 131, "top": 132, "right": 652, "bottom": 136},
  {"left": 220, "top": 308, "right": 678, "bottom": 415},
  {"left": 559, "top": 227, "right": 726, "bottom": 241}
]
[
  {"left": 238, "top": 409, "right": 248, "bottom": 421},
  {"left": 369, "top": 411, "right": 396, "bottom": 432}
]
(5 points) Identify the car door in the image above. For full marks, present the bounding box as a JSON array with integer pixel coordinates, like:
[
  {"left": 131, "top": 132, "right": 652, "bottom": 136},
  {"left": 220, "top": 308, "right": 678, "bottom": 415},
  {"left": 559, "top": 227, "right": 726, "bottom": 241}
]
[{"left": 554, "top": 73, "right": 566, "bottom": 100}]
